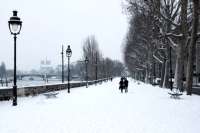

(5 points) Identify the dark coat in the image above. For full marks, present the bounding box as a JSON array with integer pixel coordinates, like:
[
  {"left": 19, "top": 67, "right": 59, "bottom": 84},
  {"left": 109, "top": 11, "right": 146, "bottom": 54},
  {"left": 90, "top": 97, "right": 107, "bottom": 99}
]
[
  {"left": 119, "top": 80, "right": 124, "bottom": 89},
  {"left": 124, "top": 79, "right": 128, "bottom": 88}
]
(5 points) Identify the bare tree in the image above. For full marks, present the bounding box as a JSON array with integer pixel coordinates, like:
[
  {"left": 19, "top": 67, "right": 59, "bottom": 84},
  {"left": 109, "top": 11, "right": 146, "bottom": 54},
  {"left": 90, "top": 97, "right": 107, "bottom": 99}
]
[
  {"left": 0, "top": 62, "right": 7, "bottom": 86},
  {"left": 82, "top": 35, "right": 102, "bottom": 80},
  {"left": 82, "top": 35, "right": 124, "bottom": 80},
  {"left": 123, "top": 0, "right": 200, "bottom": 93},
  {"left": 186, "top": 0, "right": 200, "bottom": 95},
  {"left": 124, "top": 0, "right": 158, "bottom": 83}
]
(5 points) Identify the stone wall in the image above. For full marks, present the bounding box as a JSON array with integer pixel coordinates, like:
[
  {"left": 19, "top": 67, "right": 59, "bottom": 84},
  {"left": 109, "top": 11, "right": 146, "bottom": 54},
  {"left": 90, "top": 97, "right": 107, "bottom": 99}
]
[{"left": 0, "top": 78, "right": 109, "bottom": 101}]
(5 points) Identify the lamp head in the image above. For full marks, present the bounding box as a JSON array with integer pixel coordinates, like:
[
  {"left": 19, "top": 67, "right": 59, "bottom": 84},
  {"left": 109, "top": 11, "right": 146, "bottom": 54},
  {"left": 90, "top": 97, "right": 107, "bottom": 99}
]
[
  {"left": 8, "top": 10, "right": 22, "bottom": 35},
  {"left": 66, "top": 45, "right": 72, "bottom": 57}
]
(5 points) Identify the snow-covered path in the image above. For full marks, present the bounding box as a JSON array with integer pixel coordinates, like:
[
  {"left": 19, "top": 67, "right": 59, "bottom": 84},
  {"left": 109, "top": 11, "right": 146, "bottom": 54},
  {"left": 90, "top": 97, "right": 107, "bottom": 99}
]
[{"left": 0, "top": 78, "right": 200, "bottom": 133}]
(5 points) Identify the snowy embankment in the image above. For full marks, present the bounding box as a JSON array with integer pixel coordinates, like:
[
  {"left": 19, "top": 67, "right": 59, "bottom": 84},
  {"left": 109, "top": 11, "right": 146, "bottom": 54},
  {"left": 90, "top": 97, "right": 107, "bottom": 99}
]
[{"left": 0, "top": 78, "right": 200, "bottom": 133}]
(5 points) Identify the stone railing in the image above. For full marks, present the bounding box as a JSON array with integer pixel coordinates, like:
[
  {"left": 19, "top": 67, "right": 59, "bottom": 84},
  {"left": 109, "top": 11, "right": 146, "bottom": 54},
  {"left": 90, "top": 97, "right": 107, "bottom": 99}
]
[{"left": 0, "top": 78, "right": 111, "bottom": 101}]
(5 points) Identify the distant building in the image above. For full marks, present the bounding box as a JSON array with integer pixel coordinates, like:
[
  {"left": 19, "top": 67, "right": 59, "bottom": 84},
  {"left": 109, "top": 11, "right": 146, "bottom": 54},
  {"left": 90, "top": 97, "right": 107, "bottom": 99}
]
[{"left": 40, "top": 59, "right": 53, "bottom": 75}]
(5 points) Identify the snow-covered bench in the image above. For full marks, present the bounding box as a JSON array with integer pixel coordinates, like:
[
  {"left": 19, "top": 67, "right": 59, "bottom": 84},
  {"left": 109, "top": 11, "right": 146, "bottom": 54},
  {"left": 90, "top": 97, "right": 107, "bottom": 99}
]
[
  {"left": 43, "top": 92, "right": 58, "bottom": 98},
  {"left": 168, "top": 92, "right": 182, "bottom": 99}
]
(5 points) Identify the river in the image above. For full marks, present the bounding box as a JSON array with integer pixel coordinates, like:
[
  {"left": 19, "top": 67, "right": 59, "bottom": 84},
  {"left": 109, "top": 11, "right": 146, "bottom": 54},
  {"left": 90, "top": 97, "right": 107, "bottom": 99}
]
[{"left": 0, "top": 77, "right": 81, "bottom": 89}]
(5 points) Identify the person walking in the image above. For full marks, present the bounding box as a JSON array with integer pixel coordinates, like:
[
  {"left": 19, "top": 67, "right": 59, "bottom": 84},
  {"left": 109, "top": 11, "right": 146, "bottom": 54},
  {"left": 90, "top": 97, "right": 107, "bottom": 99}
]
[
  {"left": 119, "top": 77, "right": 124, "bottom": 93},
  {"left": 124, "top": 78, "right": 129, "bottom": 93},
  {"left": 119, "top": 78, "right": 123, "bottom": 91}
]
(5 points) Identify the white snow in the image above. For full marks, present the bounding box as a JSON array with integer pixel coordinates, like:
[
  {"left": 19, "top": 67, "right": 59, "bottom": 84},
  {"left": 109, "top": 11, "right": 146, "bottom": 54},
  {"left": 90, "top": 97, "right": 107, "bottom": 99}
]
[{"left": 0, "top": 78, "right": 200, "bottom": 133}]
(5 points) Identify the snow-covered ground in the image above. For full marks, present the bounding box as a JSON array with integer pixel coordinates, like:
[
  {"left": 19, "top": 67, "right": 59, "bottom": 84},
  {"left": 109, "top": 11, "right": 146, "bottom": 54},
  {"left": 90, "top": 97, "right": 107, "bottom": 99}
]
[{"left": 0, "top": 78, "right": 200, "bottom": 133}]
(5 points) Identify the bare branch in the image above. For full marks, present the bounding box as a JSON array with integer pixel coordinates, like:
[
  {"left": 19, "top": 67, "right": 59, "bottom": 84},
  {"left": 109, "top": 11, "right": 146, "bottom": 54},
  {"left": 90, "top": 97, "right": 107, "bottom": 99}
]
[
  {"left": 172, "top": 1, "right": 181, "bottom": 20},
  {"left": 167, "top": 37, "right": 178, "bottom": 49},
  {"left": 165, "top": 33, "right": 183, "bottom": 38},
  {"left": 158, "top": 10, "right": 180, "bottom": 27},
  {"left": 153, "top": 54, "right": 163, "bottom": 63}
]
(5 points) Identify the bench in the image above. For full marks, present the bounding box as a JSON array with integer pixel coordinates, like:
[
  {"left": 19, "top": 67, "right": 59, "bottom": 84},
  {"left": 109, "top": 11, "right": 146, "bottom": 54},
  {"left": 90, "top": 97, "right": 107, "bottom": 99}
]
[
  {"left": 43, "top": 92, "right": 59, "bottom": 98},
  {"left": 168, "top": 92, "right": 183, "bottom": 99}
]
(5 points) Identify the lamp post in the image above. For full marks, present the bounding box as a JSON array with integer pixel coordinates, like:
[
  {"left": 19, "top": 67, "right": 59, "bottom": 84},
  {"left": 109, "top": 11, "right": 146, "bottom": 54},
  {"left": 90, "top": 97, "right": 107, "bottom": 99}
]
[
  {"left": 8, "top": 11, "right": 22, "bottom": 106},
  {"left": 66, "top": 45, "right": 72, "bottom": 93},
  {"left": 95, "top": 52, "right": 98, "bottom": 84},
  {"left": 169, "top": 46, "right": 173, "bottom": 91},
  {"left": 85, "top": 56, "right": 89, "bottom": 88},
  {"left": 153, "top": 61, "right": 156, "bottom": 85},
  {"left": 61, "top": 45, "right": 64, "bottom": 83}
]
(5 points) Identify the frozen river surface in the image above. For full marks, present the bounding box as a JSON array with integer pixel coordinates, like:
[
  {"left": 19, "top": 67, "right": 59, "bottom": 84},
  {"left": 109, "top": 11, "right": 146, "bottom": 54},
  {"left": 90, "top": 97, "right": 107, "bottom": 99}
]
[{"left": 0, "top": 77, "right": 81, "bottom": 89}]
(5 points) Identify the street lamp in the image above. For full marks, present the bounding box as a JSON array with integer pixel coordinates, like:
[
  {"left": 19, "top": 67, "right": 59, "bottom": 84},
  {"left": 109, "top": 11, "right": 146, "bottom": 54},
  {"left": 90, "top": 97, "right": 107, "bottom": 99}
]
[
  {"left": 66, "top": 45, "right": 72, "bottom": 93},
  {"left": 85, "top": 56, "right": 89, "bottom": 88},
  {"left": 169, "top": 46, "right": 173, "bottom": 91},
  {"left": 95, "top": 52, "right": 98, "bottom": 84},
  {"left": 61, "top": 45, "right": 64, "bottom": 83},
  {"left": 8, "top": 10, "right": 22, "bottom": 106}
]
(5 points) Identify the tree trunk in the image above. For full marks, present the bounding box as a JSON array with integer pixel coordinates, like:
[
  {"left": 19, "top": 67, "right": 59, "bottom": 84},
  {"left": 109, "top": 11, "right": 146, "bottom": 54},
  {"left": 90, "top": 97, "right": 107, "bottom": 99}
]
[
  {"left": 174, "top": 0, "right": 188, "bottom": 91},
  {"left": 145, "top": 67, "right": 149, "bottom": 83},
  {"left": 160, "top": 60, "right": 166, "bottom": 87},
  {"left": 136, "top": 71, "right": 139, "bottom": 80},
  {"left": 0, "top": 76, "right": 3, "bottom": 86},
  {"left": 174, "top": 45, "right": 184, "bottom": 90},
  {"left": 186, "top": 0, "right": 199, "bottom": 95},
  {"left": 5, "top": 75, "right": 8, "bottom": 87},
  {"left": 163, "top": 60, "right": 170, "bottom": 88}
]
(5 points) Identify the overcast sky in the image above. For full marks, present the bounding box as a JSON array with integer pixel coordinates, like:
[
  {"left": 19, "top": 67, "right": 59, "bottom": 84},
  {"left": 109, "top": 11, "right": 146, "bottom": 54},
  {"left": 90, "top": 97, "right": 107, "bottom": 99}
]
[{"left": 0, "top": 0, "right": 128, "bottom": 71}]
